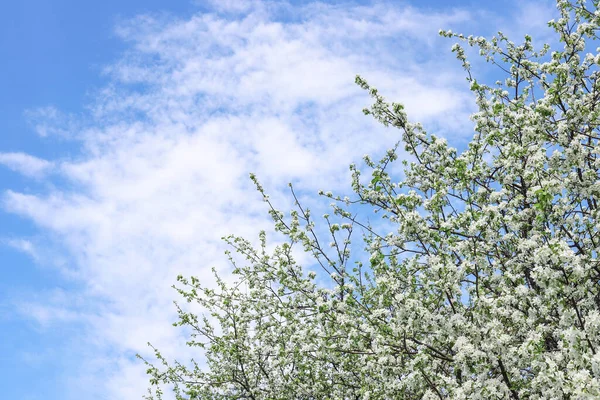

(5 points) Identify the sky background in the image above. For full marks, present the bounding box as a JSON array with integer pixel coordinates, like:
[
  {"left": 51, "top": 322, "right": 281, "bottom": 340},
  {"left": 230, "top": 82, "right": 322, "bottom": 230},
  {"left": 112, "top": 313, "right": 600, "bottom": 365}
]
[{"left": 0, "top": 0, "right": 557, "bottom": 399}]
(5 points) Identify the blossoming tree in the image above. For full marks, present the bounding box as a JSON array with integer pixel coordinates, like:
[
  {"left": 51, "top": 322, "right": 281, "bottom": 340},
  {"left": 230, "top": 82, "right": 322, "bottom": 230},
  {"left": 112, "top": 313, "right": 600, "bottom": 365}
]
[{"left": 141, "top": 1, "right": 600, "bottom": 398}]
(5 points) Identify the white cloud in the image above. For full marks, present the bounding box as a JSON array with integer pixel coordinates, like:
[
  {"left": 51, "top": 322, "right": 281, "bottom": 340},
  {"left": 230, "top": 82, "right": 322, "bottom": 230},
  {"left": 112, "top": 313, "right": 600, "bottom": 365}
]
[
  {"left": 196, "top": 0, "right": 262, "bottom": 14},
  {"left": 0, "top": 152, "right": 53, "bottom": 178},
  {"left": 1, "top": 1, "right": 558, "bottom": 399},
  {"left": 512, "top": 0, "right": 557, "bottom": 42},
  {"left": 23, "top": 106, "right": 80, "bottom": 138},
  {"left": 3, "top": 238, "right": 39, "bottom": 260}
]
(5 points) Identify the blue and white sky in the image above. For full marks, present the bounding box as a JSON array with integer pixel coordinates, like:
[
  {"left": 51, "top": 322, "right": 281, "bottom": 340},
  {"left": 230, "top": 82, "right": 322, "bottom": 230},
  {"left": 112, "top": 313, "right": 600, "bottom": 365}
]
[{"left": 0, "top": 0, "right": 556, "bottom": 399}]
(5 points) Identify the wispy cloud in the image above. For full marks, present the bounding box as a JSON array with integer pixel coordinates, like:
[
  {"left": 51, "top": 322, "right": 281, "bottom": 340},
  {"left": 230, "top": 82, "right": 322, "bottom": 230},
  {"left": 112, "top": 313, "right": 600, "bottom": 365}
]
[
  {"left": 3, "top": 238, "right": 39, "bottom": 260},
  {"left": 23, "top": 106, "right": 80, "bottom": 138},
  {"left": 0, "top": 152, "right": 53, "bottom": 178},
  {"left": 1, "top": 1, "right": 556, "bottom": 399}
]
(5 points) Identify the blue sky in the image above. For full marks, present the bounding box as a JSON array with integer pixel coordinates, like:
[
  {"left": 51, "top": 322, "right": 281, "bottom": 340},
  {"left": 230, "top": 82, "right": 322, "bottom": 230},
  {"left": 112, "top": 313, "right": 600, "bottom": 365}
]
[{"left": 0, "top": 1, "right": 556, "bottom": 399}]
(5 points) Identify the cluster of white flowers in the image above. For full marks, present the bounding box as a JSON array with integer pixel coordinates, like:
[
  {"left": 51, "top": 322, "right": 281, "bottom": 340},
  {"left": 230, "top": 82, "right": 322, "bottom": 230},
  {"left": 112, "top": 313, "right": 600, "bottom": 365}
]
[{"left": 140, "top": 1, "right": 600, "bottom": 398}]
